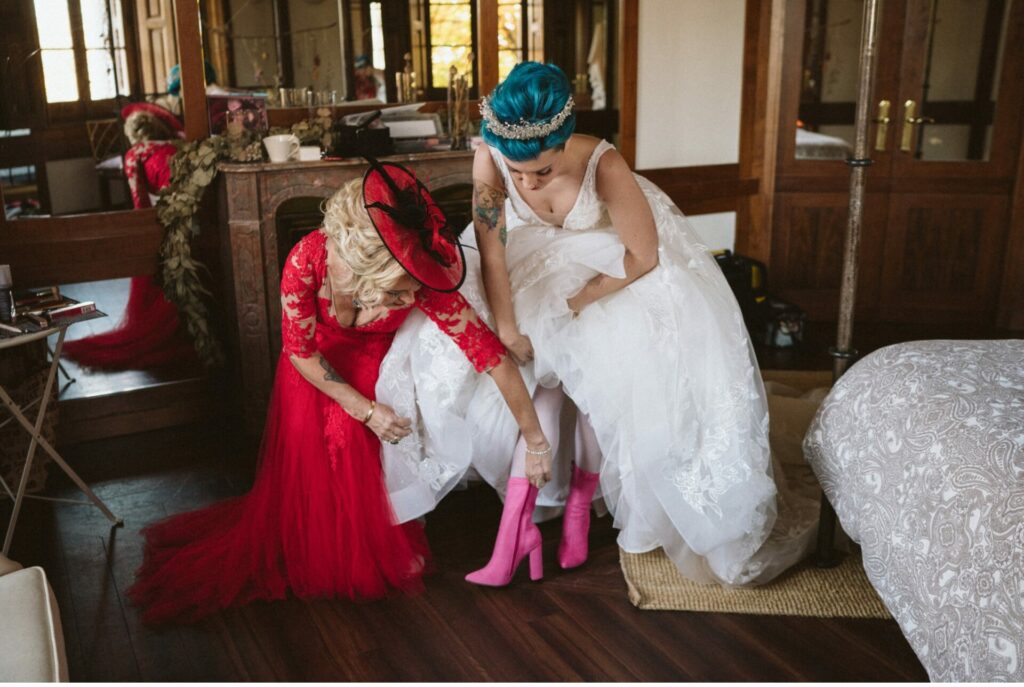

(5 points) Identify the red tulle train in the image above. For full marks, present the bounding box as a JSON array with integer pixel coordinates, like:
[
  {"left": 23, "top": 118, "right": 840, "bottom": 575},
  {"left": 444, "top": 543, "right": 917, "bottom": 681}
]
[
  {"left": 61, "top": 276, "right": 197, "bottom": 370},
  {"left": 127, "top": 343, "right": 431, "bottom": 624}
]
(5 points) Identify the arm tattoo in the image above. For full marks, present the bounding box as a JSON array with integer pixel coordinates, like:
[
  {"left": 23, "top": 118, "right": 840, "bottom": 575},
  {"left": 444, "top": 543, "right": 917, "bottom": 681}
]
[
  {"left": 473, "top": 181, "right": 508, "bottom": 245},
  {"left": 319, "top": 356, "right": 346, "bottom": 384}
]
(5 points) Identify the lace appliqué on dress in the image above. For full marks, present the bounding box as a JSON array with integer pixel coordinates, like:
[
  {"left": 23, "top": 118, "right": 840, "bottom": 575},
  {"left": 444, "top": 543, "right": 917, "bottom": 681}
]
[
  {"left": 417, "top": 290, "right": 506, "bottom": 373},
  {"left": 280, "top": 233, "right": 324, "bottom": 359}
]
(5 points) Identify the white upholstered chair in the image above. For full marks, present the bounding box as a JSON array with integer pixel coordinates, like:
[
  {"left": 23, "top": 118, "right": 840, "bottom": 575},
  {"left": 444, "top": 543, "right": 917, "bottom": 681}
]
[{"left": 0, "top": 553, "right": 68, "bottom": 681}]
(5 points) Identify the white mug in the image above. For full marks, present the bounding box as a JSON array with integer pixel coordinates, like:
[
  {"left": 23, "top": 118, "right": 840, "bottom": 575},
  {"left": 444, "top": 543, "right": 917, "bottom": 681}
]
[
  {"left": 263, "top": 134, "right": 300, "bottom": 162},
  {"left": 298, "top": 145, "right": 321, "bottom": 161}
]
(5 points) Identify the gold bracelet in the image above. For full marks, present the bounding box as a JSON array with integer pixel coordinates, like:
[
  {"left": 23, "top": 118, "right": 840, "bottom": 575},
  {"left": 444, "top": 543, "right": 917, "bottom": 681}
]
[{"left": 362, "top": 400, "right": 376, "bottom": 424}]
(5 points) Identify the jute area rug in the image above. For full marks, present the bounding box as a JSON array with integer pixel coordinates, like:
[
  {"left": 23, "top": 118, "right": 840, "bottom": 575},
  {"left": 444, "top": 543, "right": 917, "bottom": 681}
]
[
  {"left": 617, "top": 368, "right": 889, "bottom": 620},
  {"left": 620, "top": 549, "right": 890, "bottom": 619}
]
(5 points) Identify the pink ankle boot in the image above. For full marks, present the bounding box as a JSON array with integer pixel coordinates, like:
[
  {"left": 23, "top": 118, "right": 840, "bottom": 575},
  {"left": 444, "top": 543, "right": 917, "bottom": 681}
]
[
  {"left": 465, "top": 477, "right": 543, "bottom": 586},
  {"left": 558, "top": 465, "right": 600, "bottom": 569}
]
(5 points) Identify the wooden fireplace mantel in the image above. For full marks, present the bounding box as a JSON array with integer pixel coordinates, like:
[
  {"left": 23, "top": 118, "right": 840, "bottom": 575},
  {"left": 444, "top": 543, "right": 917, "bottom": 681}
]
[{"left": 217, "top": 151, "right": 475, "bottom": 434}]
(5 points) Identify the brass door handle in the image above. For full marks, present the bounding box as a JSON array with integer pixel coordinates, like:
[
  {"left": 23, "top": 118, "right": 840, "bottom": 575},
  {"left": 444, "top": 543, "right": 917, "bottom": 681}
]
[
  {"left": 900, "top": 99, "right": 936, "bottom": 152},
  {"left": 872, "top": 99, "right": 891, "bottom": 151}
]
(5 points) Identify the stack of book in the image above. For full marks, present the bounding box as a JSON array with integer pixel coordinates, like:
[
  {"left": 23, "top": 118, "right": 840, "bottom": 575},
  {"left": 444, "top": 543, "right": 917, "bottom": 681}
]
[{"left": 0, "top": 286, "right": 105, "bottom": 338}]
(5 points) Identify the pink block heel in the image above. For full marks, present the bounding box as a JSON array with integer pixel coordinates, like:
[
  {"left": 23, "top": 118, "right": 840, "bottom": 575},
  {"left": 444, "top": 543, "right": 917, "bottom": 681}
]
[
  {"left": 558, "top": 465, "right": 601, "bottom": 570},
  {"left": 465, "top": 477, "right": 543, "bottom": 587},
  {"left": 529, "top": 546, "right": 544, "bottom": 581}
]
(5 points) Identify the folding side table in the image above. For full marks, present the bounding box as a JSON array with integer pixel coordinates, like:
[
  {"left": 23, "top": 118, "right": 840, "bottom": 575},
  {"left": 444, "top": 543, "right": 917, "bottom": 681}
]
[{"left": 0, "top": 324, "right": 122, "bottom": 556}]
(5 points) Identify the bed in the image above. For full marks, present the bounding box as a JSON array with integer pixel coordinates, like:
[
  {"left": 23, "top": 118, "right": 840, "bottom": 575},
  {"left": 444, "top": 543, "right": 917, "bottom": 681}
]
[
  {"left": 804, "top": 340, "right": 1024, "bottom": 681},
  {"left": 794, "top": 127, "right": 853, "bottom": 160}
]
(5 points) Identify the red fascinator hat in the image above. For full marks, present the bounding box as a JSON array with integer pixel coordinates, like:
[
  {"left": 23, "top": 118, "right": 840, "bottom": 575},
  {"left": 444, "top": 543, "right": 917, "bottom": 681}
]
[
  {"left": 121, "top": 102, "right": 184, "bottom": 136},
  {"left": 362, "top": 159, "right": 466, "bottom": 292}
]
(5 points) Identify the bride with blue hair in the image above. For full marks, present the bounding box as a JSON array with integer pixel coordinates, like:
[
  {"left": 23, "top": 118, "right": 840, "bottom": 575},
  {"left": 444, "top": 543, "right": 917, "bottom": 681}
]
[{"left": 375, "top": 61, "right": 817, "bottom": 588}]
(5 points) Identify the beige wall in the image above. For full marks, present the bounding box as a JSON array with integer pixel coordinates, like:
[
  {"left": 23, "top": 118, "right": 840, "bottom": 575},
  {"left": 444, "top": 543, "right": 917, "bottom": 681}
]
[{"left": 634, "top": 0, "right": 745, "bottom": 250}]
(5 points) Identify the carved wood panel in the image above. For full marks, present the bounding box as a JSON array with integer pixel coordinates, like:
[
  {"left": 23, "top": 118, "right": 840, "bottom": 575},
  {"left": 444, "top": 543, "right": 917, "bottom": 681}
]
[
  {"left": 879, "top": 193, "right": 1009, "bottom": 323},
  {"left": 771, "top": 191, "right": 886, "bottom": 321}
]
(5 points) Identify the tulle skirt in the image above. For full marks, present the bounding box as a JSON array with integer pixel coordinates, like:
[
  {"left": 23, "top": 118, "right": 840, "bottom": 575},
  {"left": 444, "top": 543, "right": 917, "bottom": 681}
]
[
  {"left": 128, "top": 332, "right": 430, "bottom": 624},
  {"left": 377, "top": 175, "right": 817, "bottom": 586},
  {"left": 62, "top": 276, "right": 197, "bottom": 370}
]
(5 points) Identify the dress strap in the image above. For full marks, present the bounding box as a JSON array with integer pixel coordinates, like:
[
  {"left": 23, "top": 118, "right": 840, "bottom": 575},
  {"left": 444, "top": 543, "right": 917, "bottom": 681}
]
[
  {"left": 583, "top": 140, "right": 615, "bottom": 192},
  {"left": 486, "top": 145, "right": 541, "bottom": 225}
]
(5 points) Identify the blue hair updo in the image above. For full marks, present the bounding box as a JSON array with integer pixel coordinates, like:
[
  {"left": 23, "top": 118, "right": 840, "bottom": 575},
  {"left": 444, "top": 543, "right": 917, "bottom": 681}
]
[{"left": 480, "top": 62, "right": 576, "bottom": 161}]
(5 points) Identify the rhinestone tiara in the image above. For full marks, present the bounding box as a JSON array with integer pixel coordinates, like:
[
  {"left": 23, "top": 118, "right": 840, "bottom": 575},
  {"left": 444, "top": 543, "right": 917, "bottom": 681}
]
[{"left": 479, "top": 95, "right": 575, "bottom": 141}]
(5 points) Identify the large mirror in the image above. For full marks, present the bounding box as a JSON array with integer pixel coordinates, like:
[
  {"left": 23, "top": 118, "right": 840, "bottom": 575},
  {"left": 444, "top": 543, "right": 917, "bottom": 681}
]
[
  {"left": 793, "top": 0, "right": 1013, "bottom": 163},
  {"left": 203, "top": 0, "right": 618, "bottom": 111},
  {"left": 0, "top": 0, "right": 620, "bottom": 223},
  {"left": 793, "top": 0, "right": 860, "bottom": 161}
]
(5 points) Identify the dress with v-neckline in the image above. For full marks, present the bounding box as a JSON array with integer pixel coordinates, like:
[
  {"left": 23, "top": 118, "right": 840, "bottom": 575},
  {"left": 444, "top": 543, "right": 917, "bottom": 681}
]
[
  {"left": 488, "top": 138, "right": 614, "bottom": 231},
  {"left": 382, "top": 137, "right": 820, "bottom": 588},
  {"left": 125, "top": 229, "right": 507, "bottom": 623},
  {"left": 323, "top": 240, "right": 398, "bottom": 331}
]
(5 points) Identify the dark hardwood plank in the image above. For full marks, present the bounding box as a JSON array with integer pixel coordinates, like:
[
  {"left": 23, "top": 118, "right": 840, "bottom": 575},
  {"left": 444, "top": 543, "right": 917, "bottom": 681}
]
[
  {"left": 529, "top": 610, "right": 640, "bottom": 681},
  {"left": 55, "top": 532, "right": 141, "bottom": 681},
  {"left": 415, "top": 578, "right": 558, "bottom": 682},
  {"left": 548, "top": 593, "right": 697, "bottom": 681},
  {"left": 5, "top": 415, "right": 935, "bottom": 682}
]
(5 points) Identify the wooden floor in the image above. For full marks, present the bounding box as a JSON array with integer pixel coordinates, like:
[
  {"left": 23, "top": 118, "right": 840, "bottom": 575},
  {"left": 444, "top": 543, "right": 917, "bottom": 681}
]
[
  {"left": 6, "top": 422, "right": 929, "bottom": 682},
  {"left": 51, "top": 279, "right": 214, "bottom": 445},
  {"left": 55, "top": 279, "right": 186, "bottom": 402}
]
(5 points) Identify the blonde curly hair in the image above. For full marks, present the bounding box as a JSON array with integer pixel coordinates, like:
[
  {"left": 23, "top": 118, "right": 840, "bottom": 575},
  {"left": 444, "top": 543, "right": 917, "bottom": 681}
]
[
  {"left": 322, "top": 178, "right": 408, "bottom": 308},
  {"left": 123, "top": 110, "right": 175, "bottom": 144}
]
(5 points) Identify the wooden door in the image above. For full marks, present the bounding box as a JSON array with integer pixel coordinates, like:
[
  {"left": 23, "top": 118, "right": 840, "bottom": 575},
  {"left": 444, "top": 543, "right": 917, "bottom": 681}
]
[
  {"left": 771, "top": 0, "right": 906, "bottom": 321},
  {"left": 878, "top": 0, "right": 1024, "bottom": 323},
  {"left": 134, "top": 0, "right": 180, "bottom": 94},
  {"left": 771, "top": 0, "right": 1024, "bottom": 325}
]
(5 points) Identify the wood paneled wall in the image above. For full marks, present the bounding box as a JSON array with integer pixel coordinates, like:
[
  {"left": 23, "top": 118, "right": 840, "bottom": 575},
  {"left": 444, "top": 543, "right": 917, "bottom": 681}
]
[
  {"left": 174, "top": 0, "right": 209, "bottom": 140},
  {"left": 998, "top": 137, "right": 1024, "bottom": 329},
  {"left": 0, "top": 209, "right": 164, "bottom": 287},
  {"left": 617, "top": 0, "right": 638, "bottom": 168}
]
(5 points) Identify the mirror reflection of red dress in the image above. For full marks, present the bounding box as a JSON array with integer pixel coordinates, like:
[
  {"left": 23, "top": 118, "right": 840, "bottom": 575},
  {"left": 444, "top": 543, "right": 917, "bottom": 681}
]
[
  {"left": 127, "top": 230, "right": 506, "bottom": 623},
  {"left": 61, "top": 137, "right": 197, "bottom": 369}
]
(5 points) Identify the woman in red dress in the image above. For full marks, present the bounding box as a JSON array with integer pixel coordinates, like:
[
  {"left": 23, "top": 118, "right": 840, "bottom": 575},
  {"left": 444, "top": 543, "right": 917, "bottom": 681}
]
[
  {"left": 127, "top": 161, "right": 552, "bottom": 623},
  {"left": 62, "top": 102, "right": 196, "bottom": 370}
]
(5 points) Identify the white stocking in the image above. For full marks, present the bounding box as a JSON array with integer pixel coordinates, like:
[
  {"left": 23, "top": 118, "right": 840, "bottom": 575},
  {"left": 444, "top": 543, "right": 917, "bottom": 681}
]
[
  {"left": 573, "top": 410, "right": 603, "bottom": 473},
  {"left": 511, "top": 384, "right": 566, "bottom": 477}
]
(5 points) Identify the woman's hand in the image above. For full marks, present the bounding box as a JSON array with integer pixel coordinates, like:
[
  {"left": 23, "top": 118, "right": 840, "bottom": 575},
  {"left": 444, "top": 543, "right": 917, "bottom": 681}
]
[
  {"left": 500, "top": 331, "right": 535, "bottom": 365},
  {"left": 566, "top": 293, "right": 585, "bottom": 317},
  {"left": 364, "top": 402, "right": 412, "bottom": 445},
  {"left": 524, "top": 439, "right": 552, "bottom": 489}
]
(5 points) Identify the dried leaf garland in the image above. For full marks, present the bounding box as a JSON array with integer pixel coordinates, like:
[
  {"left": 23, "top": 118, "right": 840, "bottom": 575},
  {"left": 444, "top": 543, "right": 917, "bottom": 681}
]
[
  {"left": 155, "top": 131, "right": 263, "bottom": 368},
  {"left": 155, "top": 115, "right": 332, "bottom": 367}
]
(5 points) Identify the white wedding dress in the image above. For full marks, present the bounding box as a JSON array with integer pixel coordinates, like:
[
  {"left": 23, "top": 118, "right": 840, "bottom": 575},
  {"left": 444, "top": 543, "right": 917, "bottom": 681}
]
[{"left": 377, "top": 140, "right": 817, "bottom": 586}]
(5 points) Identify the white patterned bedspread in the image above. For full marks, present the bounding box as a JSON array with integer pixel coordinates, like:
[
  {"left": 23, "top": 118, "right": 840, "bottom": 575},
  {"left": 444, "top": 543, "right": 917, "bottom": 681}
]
[{"left": 804, "top": 340, "right": 1024, "bottom": 682}]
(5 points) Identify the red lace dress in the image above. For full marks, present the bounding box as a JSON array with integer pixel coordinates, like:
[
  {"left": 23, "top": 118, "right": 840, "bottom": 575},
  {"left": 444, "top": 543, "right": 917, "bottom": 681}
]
[
  {"left": 62, "top": 140, "right": 196, "bottom": 370},
  {"left": 127, "top": 230, "right": 505, "bottom": 623}
]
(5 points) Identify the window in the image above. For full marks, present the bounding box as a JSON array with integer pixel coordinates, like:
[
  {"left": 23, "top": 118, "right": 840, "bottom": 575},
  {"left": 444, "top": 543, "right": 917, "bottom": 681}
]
[
  {"left": 496, "top": 0, "right": 522, "bottom": 81},
  {"left": 32, "top": 0, "right": 133, "bottom": 113},
  {"left": 35, "top": 0, "right": 78, "bottom": 102},
  {"left": 80, "top": 0, "right": 129, "bottom": 100},
  {"left": 358, "top": 0, "right": 539, "bottom": 101},
  {"left": 427, "top": 0, "right": 474, "bottom": 90},
  {"left": 369, "top": 2, "right": 386, "bottom": 71}
]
